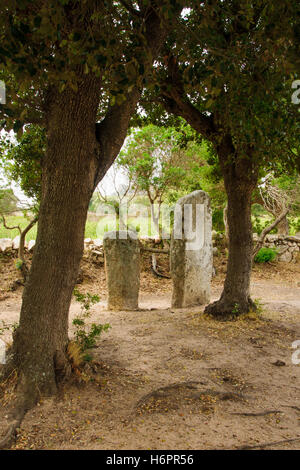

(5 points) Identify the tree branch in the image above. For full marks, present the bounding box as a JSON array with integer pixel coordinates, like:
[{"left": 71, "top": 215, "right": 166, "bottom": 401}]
[
  {"left": 162, "top": 93, "right": 216, "bottom": 141},
  {"left": 1, "top": 214, "right": 21, "bottom": 234},
  {"left": 1, "top": 213, "right": 37, "bottom": 281},
  {"left": 158, "top": 55, "right": 215, "bottom": 141},
  {"left": 18, "top": 216, "right": 38, "bottom": 262},
  {"left": 94, "top": 2, "right": 174, "bottom": 188},
  {"left": 252, "top": 207, "right": 290, "bottom": 261}
]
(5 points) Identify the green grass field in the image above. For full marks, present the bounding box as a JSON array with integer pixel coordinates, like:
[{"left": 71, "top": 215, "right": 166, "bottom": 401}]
[
  {"left": 0, "top": 213, "right": 298, "bottom": 241},
  {"left": 0, "top": 216, "right": 38, "bottom": 240},
  {"left": 0, "top": 215, "right": 165, "bottom": 241}
]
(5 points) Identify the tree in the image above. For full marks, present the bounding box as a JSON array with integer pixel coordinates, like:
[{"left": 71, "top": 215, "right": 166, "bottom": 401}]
[
  {"left": 96, "top": 163, "right": 137, "bottom": 230},
  {"left": 1, "top": 213, "right": 38, "bottom": 280},
  {"left": 0, "top": 187, "right": 18, "bottom": 213},
  {"left": 0, "top": 126, "right": 44, "bottom": 279},
  {"left": 0, "top": 125, "right": 44, "bottom": 205},
  {"left": 140, "top": 0, "right": 299, "bottom": 317},
  {"left": 118, "top": 125, "right": 189, "bottom": 239},
  {"left": 0, "top": 0, "right": 184, "bottom": 428}
]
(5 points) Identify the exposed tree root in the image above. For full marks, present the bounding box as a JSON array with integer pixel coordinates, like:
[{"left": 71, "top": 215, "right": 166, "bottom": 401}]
[
  {"left": 0, "top": 371, "right": 44, "bottom": 450},
  {"left": 0, "top": 347, "right": 75, "bottom": 449},
  {"left": 281, "top": 405, "right": 300, "bottom": 412},
  {"left": 134, "top": 381, "right": 205, "bottom": 411},
  {"left": 236, "top": 437, "right": 300, "bottom": 450},
  {"left": 231, "top": 410, "right": 283, "bottom": 417},
  {"left": 151, "top": 254, "right": 171, "bottom": 279},
  {"left": 0, "top": 408, "right": 26, "bottom": 450},
  {"left": 134, "top": 381, "right": 246, "bottom": 414},
  {"left": 204, "top": 296, "right": 257, "bottom": 319}
]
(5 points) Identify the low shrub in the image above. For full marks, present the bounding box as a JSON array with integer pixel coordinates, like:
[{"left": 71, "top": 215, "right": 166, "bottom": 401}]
[
  {"left": 72, "top": 289, "right": 110, "bottom": 360},
  {"left": 254, "top": 247, "right": 277, "bottom": 263}
]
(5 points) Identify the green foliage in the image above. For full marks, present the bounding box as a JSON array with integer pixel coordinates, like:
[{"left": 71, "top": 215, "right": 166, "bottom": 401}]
[
  {"left": 0, "top": 187, "right": 18, "bottom": 213},
  {"left": 0, "top": 215, "right": 37, "bottom": 239},
  {"left": 231, "top": 303, "right": 240, "bottom": 316},
  {"left": 272, "top": 173, "right": 300, "bottom": 216},
  {"left": 15, "top": 259, "right": 23, "bottom": 270},
  {"left": 0, "top": 125, "right": 43, "bottom": 204},
  {"left": 212, "top": 208, "right": 225, "bottom": 233},
  {"left": 72, "top": 289, "right": 110, "bottom": 355},
  {"left": 289, "top": 217, "right": 300, "bottom": 235},
  {"left": 139, "top": 1, "right": 299, "bottom": 197},
  {"left": 252, "top": 216, "right": 273, "bottom": 235},
  {"left": 253, "top": 299, "right": 264, "bottom": 315},
  {"left": 0, "top": 1, "right": 183, "bottom": 131},
  {"left": 119, "top": 124, "right": 227, "bottom": 223},
  {"left": 254, "top": 248, "right": 277, "bottom": 264},
  {"left": 119, "top": 125, "right": 187, "bottom": 201}
]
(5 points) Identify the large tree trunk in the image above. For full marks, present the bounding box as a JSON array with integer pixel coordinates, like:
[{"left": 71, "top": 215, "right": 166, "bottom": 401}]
[
  {"left": 9, "top": 78, "right": 100, "bottom": 405},
  {"left": 205, "top": 137, "right": 258, "bottom": 318},
  {"left": 0, "top": 4, "right": 171, "bottom": 425}
]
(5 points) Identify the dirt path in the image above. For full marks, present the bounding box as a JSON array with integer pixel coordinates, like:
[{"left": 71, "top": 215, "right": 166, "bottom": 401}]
[{"left": 0, "top": 259, "right": 299, "bottom": 450}]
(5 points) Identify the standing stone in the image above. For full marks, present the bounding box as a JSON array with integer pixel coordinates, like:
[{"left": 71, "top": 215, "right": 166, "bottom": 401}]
[
  {"left": 171, "top": 190, "right": 212, "bottom": 308},
  {"left": 103, "top": 230, "right": 140, "bottom": 310}
]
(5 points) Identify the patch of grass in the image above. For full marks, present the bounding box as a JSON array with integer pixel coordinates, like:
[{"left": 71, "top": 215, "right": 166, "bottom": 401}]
[
  {"left": 0, "top": 214, "right": 173, "bottom": 241},
  {"left": 84, "top": 220, "right": 99, "bottom": 239},
  {"left": 0, "top": 216, "right": 37, "bottom": 240}
]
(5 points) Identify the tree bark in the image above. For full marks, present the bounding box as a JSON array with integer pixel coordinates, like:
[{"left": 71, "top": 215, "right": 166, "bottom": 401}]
[
  {"left": 10, "top": 77, "right": 101, "bottom": 404},
  {"left": 157, "top": 62, "right": 262, "bottom": 317},
  {"left": 205, "top": 137, "right": 258, "bottom": 318},
  {"left": 3, "top": 4, "right": 170, "bottom": 408}
]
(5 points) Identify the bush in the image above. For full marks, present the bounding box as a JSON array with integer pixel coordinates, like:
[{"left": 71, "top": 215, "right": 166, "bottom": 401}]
[
  {"left": 212, "top": 208, "right": 225, "bottom": 232},
  {"left": 254, "top": 247, "right": 277, "bottom": 263},
  {"left": 252, "top": 216, "right": 276, "bottom": 235},
  {"left": 289, "top": 217, "right": 300, "bottom": 235},
  {"left": 72, "top": 289, "right": 111, "bottom": 359}
]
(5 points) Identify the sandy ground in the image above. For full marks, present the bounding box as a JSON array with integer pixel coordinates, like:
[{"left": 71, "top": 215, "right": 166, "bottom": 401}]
[{"left": 0, "top": 253, "right": 300, "bottom": 450}]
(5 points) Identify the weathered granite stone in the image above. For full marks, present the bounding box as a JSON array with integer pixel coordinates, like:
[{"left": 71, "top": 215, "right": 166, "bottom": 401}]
[
  {"left": 278, "top": 250, "right": 293, "bottom": 263},
  {"left": 171, "top": 190, "right": 212, "bottom": 308},
  {"left": 103, "top": 230, "right": 140, "bottom": 310}
]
